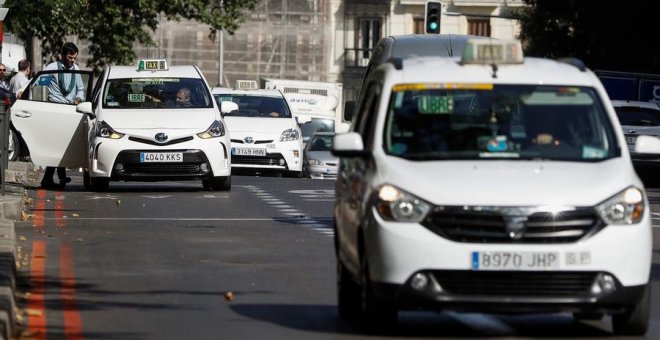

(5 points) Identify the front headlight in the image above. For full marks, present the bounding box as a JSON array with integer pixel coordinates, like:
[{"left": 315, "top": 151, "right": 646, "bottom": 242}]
[
  {"left": 307, "top": 159, "right": 323, "bottom": 166},
  {"left": 376, "top": 184, "right": 431, "bottom": 223},
  {"left": 279, "top": 128, "right": 300, "bottom": 142},
  {"left": 197, "top": 120, "right": 226, "bottom": 139},
  {"left": 596, "top": 187, "right": 645, "bottom": 225},
  {"left": 96, "top": 121, "right": 124, "bottom": 139}
]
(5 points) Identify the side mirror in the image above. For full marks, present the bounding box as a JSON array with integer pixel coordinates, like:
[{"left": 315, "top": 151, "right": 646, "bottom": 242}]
[
  {"left": 633, "top": 135, "right": 660, "bottom": 157},
  {"left": 332, "top": 132, "right": 369, "bottom": 158},
  {"left": 343, "top": 100, "right": 355, "bottom": 122},
  {"left": 220, "top": 101, "right": 239, "bottom": 114},
  {"left": 296, "top": 115, "right": 312, "bottom": 125},
  {"left": 76, "top": 102, "right": 95, "bottom": 120}
]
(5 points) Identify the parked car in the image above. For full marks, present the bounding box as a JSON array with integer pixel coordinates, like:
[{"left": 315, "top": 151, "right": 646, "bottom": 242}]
[{"left": 303, "top": 132, "right": 337, "bottom": 179}]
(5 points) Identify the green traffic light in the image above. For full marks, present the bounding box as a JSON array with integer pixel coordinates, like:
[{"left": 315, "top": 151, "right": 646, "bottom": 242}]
[{"left": 429, "top": 22, "right": 438, "bottom": 31}]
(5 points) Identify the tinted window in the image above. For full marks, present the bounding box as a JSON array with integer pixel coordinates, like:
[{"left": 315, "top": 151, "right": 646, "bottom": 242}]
[
  {"left": 384, "top": 85, "right": 619, "bottom": 162},
  {"left": 615, "top": 106, "right": 660, "bottom": 126},
  {"left": 103, "top": 78, "right": 212, "bottom": 109},
  {"left": 308, "top": 135, "right": 333, "bottom": 151}
]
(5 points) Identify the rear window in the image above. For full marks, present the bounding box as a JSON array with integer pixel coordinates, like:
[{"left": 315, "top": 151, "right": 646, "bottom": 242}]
[{"left": 615, "top": 106, "right": 660, "bottom": 126}]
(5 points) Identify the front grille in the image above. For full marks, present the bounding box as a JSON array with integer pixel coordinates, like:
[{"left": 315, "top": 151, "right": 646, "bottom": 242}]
[
  {"left": 325, "top": 162, "right": 337, "bottom": 166},
  {"left": 231, "top": 139, "right": 274, "bottom": 144},
  {"left": 128, "top": 136, "right": 194, "bottom": 146},
  {"left": 123, "top": 163, "right": 200, "bottom": 174},
  {"left": 430, "top": 270, "right": 596, "bottom": 297},
  {"left": 233, "top": 153, "right": 286, "bottom": 166},
  {"left": 422, "top": 206, "right": 602, "bottom": 244}
]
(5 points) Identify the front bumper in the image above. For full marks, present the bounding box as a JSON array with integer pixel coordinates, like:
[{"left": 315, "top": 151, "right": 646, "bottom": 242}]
[
  {"left": 90, "top": 136, "right": 231, "bottom": 180},
  {"left": 230, "top": 141, "right": 302, "bottom": 172},
  {"left": 363, "top": 207, "right": 652, "bottom": 312},
  {"left": 304, "top": 164, "right": 338, "bottom": 179}
]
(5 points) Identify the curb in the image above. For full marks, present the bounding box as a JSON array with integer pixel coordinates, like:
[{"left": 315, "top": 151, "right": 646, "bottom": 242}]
[{"left": 0, "top": 161, "right": 33, "bottom": 339}]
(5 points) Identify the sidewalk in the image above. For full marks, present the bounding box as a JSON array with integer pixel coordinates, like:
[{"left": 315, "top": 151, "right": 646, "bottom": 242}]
[{"left": 0, "top": 161, "right": 39, "bottom": 339}]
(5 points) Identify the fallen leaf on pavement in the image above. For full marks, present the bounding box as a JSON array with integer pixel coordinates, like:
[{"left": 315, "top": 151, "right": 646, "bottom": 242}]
[{"left": 224, "top": 291, "right": 234, "bottom": 302}]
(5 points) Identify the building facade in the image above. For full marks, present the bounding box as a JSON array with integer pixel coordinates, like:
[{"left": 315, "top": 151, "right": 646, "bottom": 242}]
[{"left": 31, "top": 0, "right": 523, "bottom": 104}]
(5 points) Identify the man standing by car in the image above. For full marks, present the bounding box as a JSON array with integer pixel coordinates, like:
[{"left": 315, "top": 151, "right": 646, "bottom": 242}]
[
  {"left": 0, "top": 63, "right": 9, "bottom": 91},
  {"left": 9, "top": 59, "right": 31, "bottom": 97},
  {"left": 39, "top": 42, "right": 85, "bottom": 189}
]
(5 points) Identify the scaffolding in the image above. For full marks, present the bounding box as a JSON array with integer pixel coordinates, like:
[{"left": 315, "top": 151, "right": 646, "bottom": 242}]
[{"left": 131, "top": 0, "right": 332, "bottom": 88}]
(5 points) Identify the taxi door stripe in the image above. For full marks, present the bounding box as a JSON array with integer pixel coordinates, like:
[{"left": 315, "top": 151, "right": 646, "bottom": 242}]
[
  {"left": 60, "top": 243, "right": 83, "bottom": 339},
  {"left": 27, "top": 240, "right": 47, "bottom": 339}
]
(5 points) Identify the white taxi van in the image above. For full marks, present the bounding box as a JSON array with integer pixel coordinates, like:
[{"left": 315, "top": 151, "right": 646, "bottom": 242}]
[
  {"left": 332, "top": 40, "right": 659, "bottom": 335},
  {"left": 11, "top": 59, "right": 231, "bottom": 191},
  {"left": 212, "top": 81, "right": 303, "bottom": 177}
]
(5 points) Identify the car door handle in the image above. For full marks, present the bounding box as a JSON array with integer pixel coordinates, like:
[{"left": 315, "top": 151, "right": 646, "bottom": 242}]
[{"left": 14, "top": 111, "right": 32, "bottom": 118}]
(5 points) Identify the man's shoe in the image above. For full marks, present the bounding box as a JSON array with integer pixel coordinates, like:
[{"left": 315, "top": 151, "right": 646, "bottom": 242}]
[
  {"left": 59, "top": 177, "right": 72, "bottom": 187},
  {"left": 40, "top": 181, "right": 58, "bottom": 189}
]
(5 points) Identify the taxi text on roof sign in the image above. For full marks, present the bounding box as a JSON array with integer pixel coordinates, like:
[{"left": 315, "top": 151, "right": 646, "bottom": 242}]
[
  {"left": 137, "top": 59, "right": 168, "bottom": 71},
  {"left": 236, "top": 80, "right": 258, "bottom": 90},
  {"left": 461, "top": 39, "right": 523, "bottom": 65}
]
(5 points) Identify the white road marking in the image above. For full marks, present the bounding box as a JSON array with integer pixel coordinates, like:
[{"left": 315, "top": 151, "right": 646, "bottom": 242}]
[
  {"left": 141, "top": 195, "right": 173, "bottom": 199},
  {"left": 84, "top": 195, "right": 119, "bottom": 200}
]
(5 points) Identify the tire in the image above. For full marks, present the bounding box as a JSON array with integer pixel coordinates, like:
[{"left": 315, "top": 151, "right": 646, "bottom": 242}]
[
  {"left": 359, "top": 250, "right": 397, "bottom": 333},
  {"left": 90, "top": 177, "right": 110, "bottom": 192},
  {"left": 202, "top": 176, "right": 231, "bottom": 191},
  {"left": 83, "top": 170, "right": 91, "bottom": 190},
  {"left": 612, "top": 284, "right": 651, "bottom": 335},
  {"left": 7, "top": 129, "right": 20, "bottom": 161},
  {"left": 285, "top": 170, "right": 303, "bottom": 178},
  {"left": 337, "top": 258, "right": 360, "bottom": 322}
]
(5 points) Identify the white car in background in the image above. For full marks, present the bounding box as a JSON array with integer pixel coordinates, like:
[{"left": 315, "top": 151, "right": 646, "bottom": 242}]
[
  {"left": 11, "top": 59, "right": 232, "bottom": 191},
  {"left": 212, "top": 82, "right": 303, "bottom": 177},
  {"left": 612, "top": 100, "right": 660, "bottom": 156}
]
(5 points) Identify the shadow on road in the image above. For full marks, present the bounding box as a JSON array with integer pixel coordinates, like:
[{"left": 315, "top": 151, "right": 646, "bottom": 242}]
[{"left": 230, "top": 304, "right": 613, "bottom": 338}]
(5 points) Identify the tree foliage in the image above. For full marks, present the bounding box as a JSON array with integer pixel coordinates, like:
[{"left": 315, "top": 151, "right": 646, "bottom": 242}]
[
  {"left": 514, "top": 0, "right": 660, "bottom": 73},
  {"left": 4, "top": 0, "right": 259, "bottom": 72}
]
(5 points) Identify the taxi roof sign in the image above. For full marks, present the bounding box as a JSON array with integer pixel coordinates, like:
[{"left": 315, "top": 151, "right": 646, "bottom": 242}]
[
  {"left": 236, "top": 80, "right": 258, "bottom": 90},
  {"left": 137, "top": 59, "right": 168, "bottom": 71},
  {"left": 461, "top": 39, "right": 523, "bottom": 65}
]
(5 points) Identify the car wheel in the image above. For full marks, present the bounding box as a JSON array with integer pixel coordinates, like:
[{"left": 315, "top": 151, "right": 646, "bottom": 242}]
[
  {"left": 359, "top": 250, "right": 397, "bottom": 333},
  {"left": 286, "top": 171, "right": 303, "bottom": 178},
  {"left": 612, "top": 284, "right": 650, "bottom": 335},
  {"left": 83, "top": 170, "right": 91, "bottom": 190},
  {"left": 202, "top": 176, "right": 231, "bottom": 191},
  {"left": 337, "top": 257, "right": 360, "bottom": 322},
  {"left": 90, "top": 177, "right": 110, "bottom": 192},
  {"left": 8, "top": 129, "right": 19, "bottom": 161}
]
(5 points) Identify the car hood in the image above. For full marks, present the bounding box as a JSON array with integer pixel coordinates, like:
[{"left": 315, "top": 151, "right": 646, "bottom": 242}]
[
  {"left": 100, "top": 108, "right": 218, "bottom": 129},
  {"left": 224, "top": 117, "right": 296, "bottom": 136},
  {"left": 377, "top": 157, "right": 639, "bottom": 207}
]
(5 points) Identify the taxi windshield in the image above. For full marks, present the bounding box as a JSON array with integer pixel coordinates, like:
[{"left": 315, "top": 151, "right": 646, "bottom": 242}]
[
  {"left": 103, "top": 78, "right": 213, "bottom": 109},
  {"left": 384, "top": 85, "right": 620, "bottom": 162},
  {"left": 214, "top": 94, "right": 292, "bottom": 118}
]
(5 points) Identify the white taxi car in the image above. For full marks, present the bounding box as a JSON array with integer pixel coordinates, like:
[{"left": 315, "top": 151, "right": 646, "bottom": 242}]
[
  {"left": 212, "top": 81, "right": 303, "bottom": 177},
  {"left": 12, "top": 59, "right": 231, "bottom": 191},
  {"left": 333, "top": 40, "right": 657, "bottom": 335}
]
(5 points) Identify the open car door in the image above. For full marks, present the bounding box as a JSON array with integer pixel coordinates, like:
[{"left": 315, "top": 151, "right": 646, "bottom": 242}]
[{"left": 11, "top": 70, "right": 93, "bottom": 168}]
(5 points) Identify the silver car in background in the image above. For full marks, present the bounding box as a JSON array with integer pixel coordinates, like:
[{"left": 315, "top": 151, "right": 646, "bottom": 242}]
[
  {"left": 612, "top": 100, "right": 660, "bottom": 157},
  {"left": 303, "top": 132, "right": 338, "bottom": 179}
]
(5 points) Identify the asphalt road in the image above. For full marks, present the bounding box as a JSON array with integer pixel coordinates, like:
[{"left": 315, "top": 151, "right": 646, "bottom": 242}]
[{"left": 15, "top": 173, "right": 660, "bottom": 339}]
